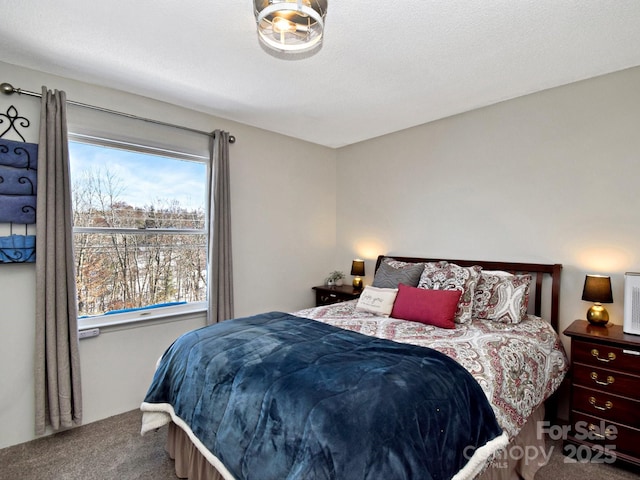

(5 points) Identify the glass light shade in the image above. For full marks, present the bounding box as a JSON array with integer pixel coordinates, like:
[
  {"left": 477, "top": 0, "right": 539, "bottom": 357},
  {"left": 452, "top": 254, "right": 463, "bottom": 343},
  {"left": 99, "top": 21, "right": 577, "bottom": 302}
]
[{"left": 255, "top": 0, "right": 327, "bottom": 54}]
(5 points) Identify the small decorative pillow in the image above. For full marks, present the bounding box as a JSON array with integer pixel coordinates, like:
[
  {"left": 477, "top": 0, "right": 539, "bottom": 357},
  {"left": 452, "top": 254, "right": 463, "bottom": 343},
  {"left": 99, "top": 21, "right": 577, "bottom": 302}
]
[
  {"left": 372, "top": 259, "right": 424, "bottom": 288},
  {"left": 473, "top": 271, "right": 531, "bottom": 324},
  {"left": 417, "top": 261, "right": 481, "bottom": 324},
  {"left": 390, "top": 283, "right": 461, "bottom": 329},
  {"left": 355, "top": 285, "right": 399, "bottom": 317}
]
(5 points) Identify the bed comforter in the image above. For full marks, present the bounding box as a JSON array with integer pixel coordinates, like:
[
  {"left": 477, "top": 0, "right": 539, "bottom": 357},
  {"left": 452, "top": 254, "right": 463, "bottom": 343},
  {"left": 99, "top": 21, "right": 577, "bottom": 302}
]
[
  {"left": 297, "top": 301, "right": 569, "bottom": 439},
  {"left": 141, "top": 311, "right": 509, "bottom": 480}
]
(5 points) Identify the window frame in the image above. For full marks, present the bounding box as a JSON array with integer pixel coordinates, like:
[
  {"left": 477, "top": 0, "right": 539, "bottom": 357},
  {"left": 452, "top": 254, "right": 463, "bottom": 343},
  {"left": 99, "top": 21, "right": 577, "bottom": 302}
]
[{"left": 69, "top": 132, "right": 210, "bottom": 329}]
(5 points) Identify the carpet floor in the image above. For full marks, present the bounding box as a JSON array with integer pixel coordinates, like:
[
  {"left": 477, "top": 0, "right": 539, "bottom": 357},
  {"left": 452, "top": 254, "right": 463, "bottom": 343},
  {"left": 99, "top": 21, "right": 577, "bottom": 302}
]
[
  {"left": 0, "top": 410, "right": 637, "bottom": 479},
  {"left": 0, "top": 410, "right": 173, "bottom": 480}
]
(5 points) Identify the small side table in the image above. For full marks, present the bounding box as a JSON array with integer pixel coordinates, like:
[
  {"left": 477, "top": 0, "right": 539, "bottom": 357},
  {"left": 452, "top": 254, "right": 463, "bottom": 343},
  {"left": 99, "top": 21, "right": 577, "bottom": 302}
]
[
  {"left": 312, "top": 284, "right": 362, "bottom": 307},
  {"left": 563, "top": 319, "right": 640, "bottom": 469}
]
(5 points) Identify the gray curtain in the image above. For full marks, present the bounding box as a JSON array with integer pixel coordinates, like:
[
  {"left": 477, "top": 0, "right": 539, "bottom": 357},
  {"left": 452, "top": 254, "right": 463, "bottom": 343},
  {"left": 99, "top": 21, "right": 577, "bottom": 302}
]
[
  {"left": 206, "top": 130, "right": 234, "bottom": 324},
  {"left": 34, "top": 87, "right": 82, "bottom": 435}
]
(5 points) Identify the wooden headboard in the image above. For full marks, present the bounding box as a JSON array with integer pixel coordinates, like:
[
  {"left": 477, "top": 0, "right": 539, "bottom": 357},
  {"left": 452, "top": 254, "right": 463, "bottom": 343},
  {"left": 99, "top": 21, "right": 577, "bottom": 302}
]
[{"left": 375, "top": 255, "right": 562, "bottom": 332}]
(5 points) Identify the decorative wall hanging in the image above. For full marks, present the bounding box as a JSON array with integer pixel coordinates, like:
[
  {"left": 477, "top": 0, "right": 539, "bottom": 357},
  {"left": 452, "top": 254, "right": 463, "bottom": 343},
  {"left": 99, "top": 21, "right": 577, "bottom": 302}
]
[
  {"left": 0, "top": 232, "right": 35, "bottom": 263},
  {"left": 0, "top": 103, "right": 37, "bottom": 263},
  {"left": 0, "top": 103, "right": 30, "bottom": 142},
  {"left": 0, "top": 137, "right": 38, "bottom": 224}
]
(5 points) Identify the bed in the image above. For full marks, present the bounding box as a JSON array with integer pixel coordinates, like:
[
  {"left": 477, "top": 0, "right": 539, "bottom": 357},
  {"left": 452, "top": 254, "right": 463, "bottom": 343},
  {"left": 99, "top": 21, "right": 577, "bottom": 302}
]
[{"left": 141, "top": 255, "right": 569, "bottom": 480}]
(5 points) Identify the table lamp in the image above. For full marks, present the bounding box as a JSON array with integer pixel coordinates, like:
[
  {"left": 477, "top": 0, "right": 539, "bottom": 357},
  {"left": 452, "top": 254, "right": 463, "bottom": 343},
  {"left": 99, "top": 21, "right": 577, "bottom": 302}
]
[
  {"left": 582, "top": 274, "right": 613, "bottom": 326},
  {"left": 351, "top": 259, "right": 365, "bottom": 289}
]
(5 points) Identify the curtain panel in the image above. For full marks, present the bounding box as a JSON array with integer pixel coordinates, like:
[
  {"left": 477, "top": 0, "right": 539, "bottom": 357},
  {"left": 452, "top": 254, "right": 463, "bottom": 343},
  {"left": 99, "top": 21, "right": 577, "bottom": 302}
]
[
  {"left": 34, "top": 87, "right": 82, "bottom": 435},
  {"left": 207, "top": 130, "right": 234, "bottom": 324}
]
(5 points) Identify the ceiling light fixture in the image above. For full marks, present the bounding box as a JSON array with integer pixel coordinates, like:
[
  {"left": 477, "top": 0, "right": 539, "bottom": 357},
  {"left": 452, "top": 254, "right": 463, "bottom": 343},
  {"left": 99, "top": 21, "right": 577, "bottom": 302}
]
[{"left": 254, "top": 0, "right": 328, "bottom": 55}]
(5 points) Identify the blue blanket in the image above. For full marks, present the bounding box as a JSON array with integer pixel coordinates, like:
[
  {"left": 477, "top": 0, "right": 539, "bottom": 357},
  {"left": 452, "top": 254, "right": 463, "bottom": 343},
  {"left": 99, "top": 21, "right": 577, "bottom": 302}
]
[{"left": 143, "top": 312, "right": 503, "bottom": 480}]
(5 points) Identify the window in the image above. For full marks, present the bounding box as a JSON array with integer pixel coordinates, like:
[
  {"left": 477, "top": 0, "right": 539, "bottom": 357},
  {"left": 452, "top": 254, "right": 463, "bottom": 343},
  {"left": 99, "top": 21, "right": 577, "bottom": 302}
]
[{"left": 69, "top": 135, "right": 208, "bottom": 326}]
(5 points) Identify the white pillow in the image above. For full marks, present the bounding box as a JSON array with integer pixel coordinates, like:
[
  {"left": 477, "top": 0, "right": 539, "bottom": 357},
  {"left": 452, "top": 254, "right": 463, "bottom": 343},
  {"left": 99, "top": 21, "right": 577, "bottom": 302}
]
[{"left": 355, "top": 286, "right": 399, "bottom": 317}]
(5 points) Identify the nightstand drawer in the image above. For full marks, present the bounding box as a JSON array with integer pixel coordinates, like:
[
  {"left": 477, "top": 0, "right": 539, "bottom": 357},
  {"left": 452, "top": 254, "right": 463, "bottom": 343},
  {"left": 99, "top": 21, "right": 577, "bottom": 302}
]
[
  {"left": 572, "top": 385, "right": 640, "bottom": 428},
  {"left": 312, "top": 285, "right": 362, "bottom": 307},
  {"left": 318, "top": 292, "right": 344, "bottom": 305},
  {"left": 564, "top": 320, "right": 640, "bottom": 468},
  {"left": 570, "top": 411, "right": 640, "bottom": 462},
  {"left": 572, "top": 363, "right": 640, "bottom": 397},
  {"left": 572, "top": 339, "right": 640, "bottom": 375}
]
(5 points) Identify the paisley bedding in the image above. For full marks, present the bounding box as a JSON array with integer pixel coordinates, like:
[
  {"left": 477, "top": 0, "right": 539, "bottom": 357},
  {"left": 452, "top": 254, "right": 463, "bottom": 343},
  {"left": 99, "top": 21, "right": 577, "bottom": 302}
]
[{"left": 295, "top": 301, "right": 569, "bottom": 439}]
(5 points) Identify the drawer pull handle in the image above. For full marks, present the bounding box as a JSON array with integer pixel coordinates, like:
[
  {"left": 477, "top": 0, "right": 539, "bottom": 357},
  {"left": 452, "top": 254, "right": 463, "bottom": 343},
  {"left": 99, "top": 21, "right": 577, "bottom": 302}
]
[
  {"left": 588, "top": 396, "right": 613, "bottom": 411},
  {"left": 591, "top": 349, "right": 616, "bottom": 363},
  {"left": 588, "top": 423, "right": 615, "bottom": 440},
  {"left": 590, "top": 371, "right": 615, "bottom": 386}
]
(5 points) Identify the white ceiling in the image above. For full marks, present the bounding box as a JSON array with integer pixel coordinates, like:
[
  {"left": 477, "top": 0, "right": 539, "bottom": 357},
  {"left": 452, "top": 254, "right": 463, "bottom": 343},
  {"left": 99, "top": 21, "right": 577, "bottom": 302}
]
[{"left": 1, "top": 1, "right": 640, "bottom": 148}]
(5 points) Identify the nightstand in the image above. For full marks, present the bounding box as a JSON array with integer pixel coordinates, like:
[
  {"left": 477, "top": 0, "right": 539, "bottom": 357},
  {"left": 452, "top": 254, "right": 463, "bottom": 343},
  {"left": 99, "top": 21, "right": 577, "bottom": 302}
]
[
  {"left": 563, "top": 320, "right": 640, "bottom": 468},
  {"left": 312, "top": 285, "right": 362, "bottom": 307}
]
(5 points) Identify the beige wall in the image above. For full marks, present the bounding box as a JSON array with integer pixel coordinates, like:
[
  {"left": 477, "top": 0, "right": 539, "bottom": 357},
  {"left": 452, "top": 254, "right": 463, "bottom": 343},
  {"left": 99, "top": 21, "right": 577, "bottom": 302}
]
[
  {"left": 0, "top": 62, "right": 337, "bottom": 449},
  {"left": 335, "top": 66, "right": 640, "bottom": 347}
]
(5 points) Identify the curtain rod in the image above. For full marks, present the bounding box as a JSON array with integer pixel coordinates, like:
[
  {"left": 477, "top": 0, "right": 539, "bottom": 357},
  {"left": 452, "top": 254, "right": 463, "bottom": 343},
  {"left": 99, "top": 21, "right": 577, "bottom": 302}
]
[{"left": 0, "top": 82, "right": 235, "bottom": 143}]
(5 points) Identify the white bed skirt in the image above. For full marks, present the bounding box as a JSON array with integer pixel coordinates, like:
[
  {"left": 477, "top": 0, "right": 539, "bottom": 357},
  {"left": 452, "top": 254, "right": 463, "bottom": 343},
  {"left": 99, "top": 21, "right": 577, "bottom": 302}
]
[{"left": 161, "top": 405, "right": 548, "bottom": 480}]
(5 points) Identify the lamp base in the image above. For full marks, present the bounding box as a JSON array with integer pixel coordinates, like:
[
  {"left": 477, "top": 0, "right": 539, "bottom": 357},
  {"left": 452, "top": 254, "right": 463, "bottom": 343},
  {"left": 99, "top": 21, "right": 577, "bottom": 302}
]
[
  {"left": 586, "top": 303, "right": 609, "bottom": 326},
  {"left": 352, "top": 277, "right": 363, "bottom": 289}
]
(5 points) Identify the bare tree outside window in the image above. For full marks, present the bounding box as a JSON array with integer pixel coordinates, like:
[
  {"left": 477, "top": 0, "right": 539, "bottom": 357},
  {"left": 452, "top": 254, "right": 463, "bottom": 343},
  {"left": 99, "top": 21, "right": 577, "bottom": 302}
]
[{"left": 69, "top": 140, "right": 207, "bottom": 318}]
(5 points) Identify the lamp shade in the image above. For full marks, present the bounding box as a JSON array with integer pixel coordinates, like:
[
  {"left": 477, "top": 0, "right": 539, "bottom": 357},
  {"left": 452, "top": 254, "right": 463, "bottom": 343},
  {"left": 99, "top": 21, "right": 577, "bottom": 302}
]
[
  {"left": 351, "top": 259, "right": 365, "bottom": 277},
  {"left": 582, "top": 275, "right": 613, "bottom": 303},
  {"left": 254, "top": 0, "right": 328, "bottom": 54}
]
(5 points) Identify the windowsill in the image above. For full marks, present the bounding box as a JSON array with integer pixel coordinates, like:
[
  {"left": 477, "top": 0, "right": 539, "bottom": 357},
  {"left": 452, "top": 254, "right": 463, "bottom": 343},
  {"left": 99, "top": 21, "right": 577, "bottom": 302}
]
[{"left": 78, "top": 303, "right": 207, "bottom": 331}]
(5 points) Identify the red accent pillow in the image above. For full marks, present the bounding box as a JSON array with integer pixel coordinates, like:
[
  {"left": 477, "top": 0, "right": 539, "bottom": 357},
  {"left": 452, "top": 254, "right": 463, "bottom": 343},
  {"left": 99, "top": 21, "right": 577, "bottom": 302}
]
[{"left": 390, "top": 284, "right": 462, "bottom": 329}]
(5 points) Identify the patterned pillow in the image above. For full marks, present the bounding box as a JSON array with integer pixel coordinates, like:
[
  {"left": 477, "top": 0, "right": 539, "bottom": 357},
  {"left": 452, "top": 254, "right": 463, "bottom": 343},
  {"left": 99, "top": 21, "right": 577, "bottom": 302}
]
[
  {"left": 417, "top": 261, "right": 481, "bottom": 324},
  {"left": 473, "top": 271, "right": 531, "bottom": 324},
  {"left": 372, "top": 259, "right": 424, "bottom": 288}
]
